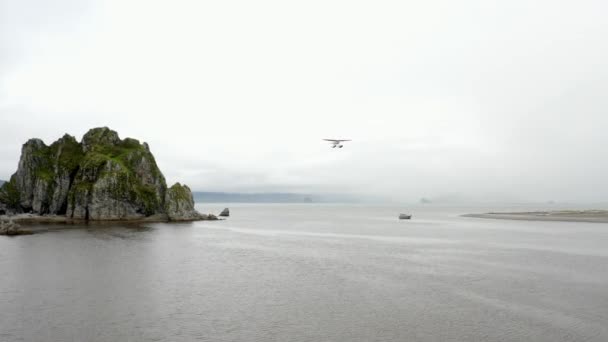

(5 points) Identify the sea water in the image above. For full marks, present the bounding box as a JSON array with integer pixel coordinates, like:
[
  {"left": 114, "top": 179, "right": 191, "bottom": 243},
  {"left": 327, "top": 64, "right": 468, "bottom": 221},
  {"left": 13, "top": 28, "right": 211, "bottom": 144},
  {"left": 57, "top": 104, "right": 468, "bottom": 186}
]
[{"left": 1, "top": 204, "right": 607, "bottom": 342}]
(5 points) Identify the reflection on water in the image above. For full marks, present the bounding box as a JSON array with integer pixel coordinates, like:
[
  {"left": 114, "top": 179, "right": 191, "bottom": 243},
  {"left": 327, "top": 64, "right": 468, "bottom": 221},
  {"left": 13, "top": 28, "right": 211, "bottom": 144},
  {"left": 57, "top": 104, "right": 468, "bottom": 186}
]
[{"left": 1, "top": 204, "right": 607, "bottom": 342}]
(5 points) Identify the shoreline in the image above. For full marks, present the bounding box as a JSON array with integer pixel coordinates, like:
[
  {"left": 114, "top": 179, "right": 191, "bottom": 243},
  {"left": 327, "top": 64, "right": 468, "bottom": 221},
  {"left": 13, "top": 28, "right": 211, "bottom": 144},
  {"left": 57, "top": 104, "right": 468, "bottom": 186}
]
[
  {"left": 5, "top": 213, "right": 219, "bottom": 224},
  {"left": 463, "top": 210, "right": 608, "bottom": 223},
  {"left": 0, "top": 213, "right": 221, "bottom": 236}
]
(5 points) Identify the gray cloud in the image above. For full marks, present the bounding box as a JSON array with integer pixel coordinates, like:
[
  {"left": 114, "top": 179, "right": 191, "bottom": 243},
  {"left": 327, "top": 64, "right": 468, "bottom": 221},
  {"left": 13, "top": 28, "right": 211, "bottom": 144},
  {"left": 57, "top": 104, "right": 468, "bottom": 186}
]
[{"left": 1, "top": 0, "right": 608, "bottom": 203}]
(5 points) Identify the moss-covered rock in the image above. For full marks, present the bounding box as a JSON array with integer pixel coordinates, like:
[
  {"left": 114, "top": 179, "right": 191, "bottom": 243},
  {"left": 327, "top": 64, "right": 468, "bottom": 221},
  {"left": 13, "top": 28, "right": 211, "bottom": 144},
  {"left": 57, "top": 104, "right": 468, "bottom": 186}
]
[
  {"left": 0, "top": 127, "right": 205, "bottom": 221},
  {"left": 165, "top": 183, "right": 203, "bottom": 221},
  {"left": 0, "top": 177, "right": 21, "bottom": 211}
]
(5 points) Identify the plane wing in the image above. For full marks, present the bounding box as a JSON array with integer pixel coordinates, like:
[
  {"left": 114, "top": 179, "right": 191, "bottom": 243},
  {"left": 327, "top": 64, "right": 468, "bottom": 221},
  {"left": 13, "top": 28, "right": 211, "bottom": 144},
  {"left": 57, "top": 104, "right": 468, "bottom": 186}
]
[{"left": 323, "top": 139, "right": 351, "bottom": 142}]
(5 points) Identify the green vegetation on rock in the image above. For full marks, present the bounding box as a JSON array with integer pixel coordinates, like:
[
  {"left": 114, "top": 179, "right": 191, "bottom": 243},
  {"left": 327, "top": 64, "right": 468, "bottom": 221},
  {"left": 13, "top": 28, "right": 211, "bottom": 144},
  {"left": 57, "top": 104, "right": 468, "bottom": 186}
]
[
  {"left": 165, "top": 183, "right": 202, "bottom": 221},
  {"left": 0, "top": 177, "right": 21, "bottom": 209},
  {"left": 0, "top": 127, "right": 205, "bottom": 221}
]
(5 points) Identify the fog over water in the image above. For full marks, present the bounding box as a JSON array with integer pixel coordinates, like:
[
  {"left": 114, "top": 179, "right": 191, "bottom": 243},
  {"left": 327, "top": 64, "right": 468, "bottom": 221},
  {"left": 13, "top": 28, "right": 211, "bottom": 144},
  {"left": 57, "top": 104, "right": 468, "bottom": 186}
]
[{"left": 2, "top": 0, "right": 608, "bottom": 202}]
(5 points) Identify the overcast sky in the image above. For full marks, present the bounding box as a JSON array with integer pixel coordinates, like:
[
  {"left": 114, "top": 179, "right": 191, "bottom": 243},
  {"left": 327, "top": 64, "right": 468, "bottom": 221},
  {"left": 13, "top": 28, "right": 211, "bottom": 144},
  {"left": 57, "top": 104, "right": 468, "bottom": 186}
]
[{"left": 1, "top": 0, "right": 607, "bottom": 202}]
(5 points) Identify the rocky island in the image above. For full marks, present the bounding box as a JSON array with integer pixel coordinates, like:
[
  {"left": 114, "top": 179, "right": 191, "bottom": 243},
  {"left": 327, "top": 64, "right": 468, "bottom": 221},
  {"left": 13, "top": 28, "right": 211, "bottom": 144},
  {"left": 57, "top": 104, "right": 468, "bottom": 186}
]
[{"left": 0, "top": 127, "right": 216, "bottom": 230}]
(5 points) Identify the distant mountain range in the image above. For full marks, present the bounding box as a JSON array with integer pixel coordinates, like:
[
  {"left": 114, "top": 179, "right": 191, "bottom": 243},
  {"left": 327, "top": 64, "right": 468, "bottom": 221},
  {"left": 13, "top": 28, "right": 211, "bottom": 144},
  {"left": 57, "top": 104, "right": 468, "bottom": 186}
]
[
  {"left": 192, "top": 192, "right": 357, "bottom": 203},
  {"left": 193, "top": 192, "right": 314, "bottom": 203},
  {"left": 0, "top": 180, "right": 5, "bottom": 187}
]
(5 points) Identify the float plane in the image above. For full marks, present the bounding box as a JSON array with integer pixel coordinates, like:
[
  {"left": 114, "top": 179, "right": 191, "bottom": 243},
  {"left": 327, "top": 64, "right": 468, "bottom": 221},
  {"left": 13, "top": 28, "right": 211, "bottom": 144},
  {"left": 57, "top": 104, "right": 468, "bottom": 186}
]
[{"left": 323, "top": 139, "right": 351, "bottom": 148}]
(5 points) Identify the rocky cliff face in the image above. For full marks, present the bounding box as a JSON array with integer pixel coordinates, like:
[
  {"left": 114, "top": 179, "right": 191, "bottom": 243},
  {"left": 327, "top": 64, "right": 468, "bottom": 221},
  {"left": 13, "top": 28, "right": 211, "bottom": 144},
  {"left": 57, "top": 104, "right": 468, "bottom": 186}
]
[{"left": 0, "top": 127, "right": 206, "bottom": 221}]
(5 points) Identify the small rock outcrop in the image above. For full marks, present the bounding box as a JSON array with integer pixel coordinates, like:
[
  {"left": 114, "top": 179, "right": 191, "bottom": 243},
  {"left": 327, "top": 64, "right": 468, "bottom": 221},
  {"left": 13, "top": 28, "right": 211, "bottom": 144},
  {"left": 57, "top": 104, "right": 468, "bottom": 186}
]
[
  {"left": 165, "top": 183, "right": 205, "bottom": 221},
  {"left": 0, "top": 217, "right": 32, "bottom": 235},
  {"left": 0, "top": 127, "right": 211, "bottom": 222},
  {"left": 219, "top": 208, "right": 229, "bottom": 217}
]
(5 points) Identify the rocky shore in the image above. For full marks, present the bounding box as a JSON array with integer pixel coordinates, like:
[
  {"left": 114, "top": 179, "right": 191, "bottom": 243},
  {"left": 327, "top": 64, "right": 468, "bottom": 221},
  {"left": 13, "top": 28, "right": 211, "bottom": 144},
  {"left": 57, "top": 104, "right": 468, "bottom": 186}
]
[
  {"left": 463, "top": 210, "right": 608, "bottom": 223},
  {"left": 0, "top": 216, "right": 32, "bottom": 236},
  {"left": 0, "top": 127, "right": 217, "bottom": 227}
]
